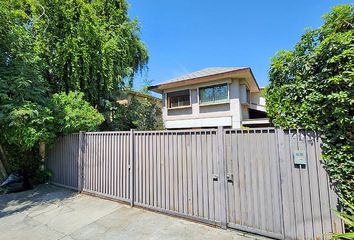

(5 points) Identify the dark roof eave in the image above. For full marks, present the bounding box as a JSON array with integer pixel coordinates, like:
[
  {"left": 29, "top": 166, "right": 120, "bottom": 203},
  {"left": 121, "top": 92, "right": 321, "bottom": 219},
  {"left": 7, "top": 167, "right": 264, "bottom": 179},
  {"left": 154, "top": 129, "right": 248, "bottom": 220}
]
[
  {"left": 149, "top": 67, "right": 260, "bottom": 93},
  {"left": 248, "top": 68, "right": 260, "bottom": 91}
]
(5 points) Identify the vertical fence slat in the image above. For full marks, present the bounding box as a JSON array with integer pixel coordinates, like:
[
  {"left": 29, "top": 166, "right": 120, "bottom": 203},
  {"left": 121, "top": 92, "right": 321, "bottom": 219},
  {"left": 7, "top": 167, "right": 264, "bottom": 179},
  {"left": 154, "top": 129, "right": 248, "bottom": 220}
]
[
  {"left": 257, "top": 132, "right": 266, "bottom": 231},
  {"left": 233, "top": 132, "right": 242, "bottom": 225},
  {"left": 306, "top": 130, "right": 324, "bottom": 238},
  {"left": 299, "top": 130, "right": 315, "bottom": 239},
  {"left": 130, "top": 130, "right": 134, "bottom": 206},
  {"left": 182, "top": 133, "right": 188, "bottom": 215},
  {"left": 217, "top": 127, "right": 227, "bottom": 229},
  {"left": 279, "top": 130, "right": 297, "bottom": 239},
  {"left": 77, "top": 131, "right": 84, "bottom": 192},
  {"left": 207, "top": 132, "right": 215, "bottom": 221},
  {"left": 187, "top": 133, "right": 193, "bottom": 216},
  {"left": 161, "top": 133, "right": 166, "bottom": 209},
  {"left": 226, "top": 130, "right": 234, "bottom": 224},
  {"left": 178, "top": 133, "right": 183, "bottom": 214}
]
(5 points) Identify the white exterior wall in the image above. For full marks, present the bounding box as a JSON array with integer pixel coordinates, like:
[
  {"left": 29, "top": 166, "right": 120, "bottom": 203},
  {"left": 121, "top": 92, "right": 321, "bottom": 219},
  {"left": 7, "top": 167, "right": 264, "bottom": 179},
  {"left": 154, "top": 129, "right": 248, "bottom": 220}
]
[
  {"left": 229, "top": 78, "right": 242, "bottom": 128},
  {"left": 165, "top": 117, "right": 232, "bottom": 129},
  {"left": 191, "top": 89, "right": 199, "bottom": 114},
  {"left": 161, "top": 93, "right": 167, "bottom": 116},
  {"left": 162, "top": 78, "right": 244, "bottom": 129},
  {"left": 251, "top": 92, "right": 266, "bottom": 106},
  {"left": 241, "top": 105, "right": 250, "bottom": 121}
]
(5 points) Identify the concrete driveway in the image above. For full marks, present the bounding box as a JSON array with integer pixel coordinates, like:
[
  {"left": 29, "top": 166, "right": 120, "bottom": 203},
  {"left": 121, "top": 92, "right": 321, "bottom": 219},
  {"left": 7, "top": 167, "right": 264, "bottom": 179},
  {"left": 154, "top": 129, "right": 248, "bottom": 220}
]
[{"left": 0, "top": 184, "right": 268, "bottom": 240}]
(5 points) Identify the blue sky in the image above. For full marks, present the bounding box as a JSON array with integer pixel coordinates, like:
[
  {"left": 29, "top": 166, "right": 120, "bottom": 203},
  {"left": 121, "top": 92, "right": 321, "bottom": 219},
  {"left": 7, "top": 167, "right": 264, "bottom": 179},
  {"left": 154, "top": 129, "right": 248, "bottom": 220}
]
[{"left": 128, "top": 0, "right": 350, "bottom": 90}]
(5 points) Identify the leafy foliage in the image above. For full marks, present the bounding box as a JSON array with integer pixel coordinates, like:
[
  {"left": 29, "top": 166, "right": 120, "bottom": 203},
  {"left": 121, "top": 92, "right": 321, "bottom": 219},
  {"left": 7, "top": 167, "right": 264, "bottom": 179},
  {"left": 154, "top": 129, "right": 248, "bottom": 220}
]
[
  {"left": 0, "top": 103, "right": 54, "bottom": 150},
  {"left": 131, "top": 98, "right": 163, "bottom": 130},
  {"left": 265, "top": 4, "right": 354, "bottom": 218},
  {"left": 0, "top": 0, "right": 148, "bottom": 179},
  {"left": 34, "top": 0, "right": 148, "bottom": 125},
  {"left": 0, "top": 91, "right": 103, "bottom": 178},
  {"left": 1, "top": 0, "right": 148, "bottom": 129},
  {"left": 51, "top": 91, "right": 104, "bottom": 134},
  {"left": 331, "top": 199, "right": 354, "bottom": 239},
  {"left": 114, "top": 90, "right": 163, "bottom": 131},
  {"left": 0, "top": 0, "right": 52, "bottom": 151}
]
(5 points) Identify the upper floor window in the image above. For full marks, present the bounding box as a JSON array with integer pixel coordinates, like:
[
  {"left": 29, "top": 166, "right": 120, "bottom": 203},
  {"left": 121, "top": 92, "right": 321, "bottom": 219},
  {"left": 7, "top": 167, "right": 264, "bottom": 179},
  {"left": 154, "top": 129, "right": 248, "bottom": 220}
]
[
  {"left": 199, "top": 83, "right": 228, "bottom": 104},
  {"left": 167, "top": 90, "right": 191, "bottom": 108}
]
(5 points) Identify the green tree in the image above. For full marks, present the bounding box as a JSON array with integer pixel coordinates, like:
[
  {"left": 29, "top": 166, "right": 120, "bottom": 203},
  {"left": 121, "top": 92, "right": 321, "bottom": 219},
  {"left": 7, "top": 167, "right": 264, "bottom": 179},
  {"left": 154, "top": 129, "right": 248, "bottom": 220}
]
[
  {"left": 0, "top": 91, "right": 103, "bottom": 175},
  {"left": 113, "top": 90, "right": 163, "bottom": 131},
  {"left": 0, "top": 0, "right": 148, "bottom": 178},
  {"left": 0, "top": 0, "right": 52, "bottom": 150},
  {"left": 34, "top": 0, "right": 148, "bottom": 128},
  {"left": 265, "top": 4, "right": 353, "bottom": 214},
  {"left": 51, "top": 91, "right": 105, "bottom": 134},
  {"left": 130, "top": 97, "right": 163, "bottom": 130},
  {"left": 1, "top": 0, "right": 148, "bottom": 129}
]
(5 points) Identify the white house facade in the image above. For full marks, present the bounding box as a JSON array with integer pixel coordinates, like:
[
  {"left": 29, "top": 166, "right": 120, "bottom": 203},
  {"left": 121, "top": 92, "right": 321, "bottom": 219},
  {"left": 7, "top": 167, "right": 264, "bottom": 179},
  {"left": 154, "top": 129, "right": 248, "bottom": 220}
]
[{"left": 149, "top": 67, "right": 268, "bottom": 129}]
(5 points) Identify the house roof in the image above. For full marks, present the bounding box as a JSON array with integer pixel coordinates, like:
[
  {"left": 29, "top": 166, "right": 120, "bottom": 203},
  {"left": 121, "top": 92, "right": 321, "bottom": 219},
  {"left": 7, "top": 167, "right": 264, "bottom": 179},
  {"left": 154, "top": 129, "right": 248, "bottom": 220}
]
[
  {"left": 126, "top": 90, "right": 161, "bottom": 102},
  {"left": 116, "top": 90, "right": 161, "bottom": 105},
  {"left": 149, "top": 67, "right": 260, "bottom": 93}
]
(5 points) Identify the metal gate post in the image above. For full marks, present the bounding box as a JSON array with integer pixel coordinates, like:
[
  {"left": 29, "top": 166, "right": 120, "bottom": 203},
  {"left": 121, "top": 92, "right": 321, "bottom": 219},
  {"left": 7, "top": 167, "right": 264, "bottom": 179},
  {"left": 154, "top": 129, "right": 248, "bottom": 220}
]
[
  {"left": 217, "top": 126, "right": 228, "bottom": 229},
  {"left": 77, "top": 131, "right": 85, "bottom": 193},
  {"left": 130, "top": 129, "right": 135, "bottom": 207}
]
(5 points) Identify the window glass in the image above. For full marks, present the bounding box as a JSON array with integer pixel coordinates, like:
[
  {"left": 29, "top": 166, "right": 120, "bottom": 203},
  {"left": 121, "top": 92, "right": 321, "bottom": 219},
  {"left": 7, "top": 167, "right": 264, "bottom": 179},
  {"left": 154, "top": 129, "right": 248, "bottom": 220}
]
[
  {"left": 170, "top": 97, "right": 179, "bottom": 108},
  {"left": 199, "top": 84, "right": 228, "bottom": 104},
  {"left": 199, "top": 87, "right": 214, "bottom": 103},
  {"left": 167, "top": 90, "right": 190, "bottom": 108},
  {"left": 179, "top": 95, "right": 190, "bottom": 106},
  {"left": 214, "top": 84, "right": 228, "bottom": 102}
]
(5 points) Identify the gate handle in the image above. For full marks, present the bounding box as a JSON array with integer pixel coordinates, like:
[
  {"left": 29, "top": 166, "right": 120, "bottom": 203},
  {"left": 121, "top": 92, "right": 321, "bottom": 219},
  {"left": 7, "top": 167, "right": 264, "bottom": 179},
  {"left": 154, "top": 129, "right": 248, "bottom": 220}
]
[{"left": 226, "top": 173, "right": 233, "bottom": 183}]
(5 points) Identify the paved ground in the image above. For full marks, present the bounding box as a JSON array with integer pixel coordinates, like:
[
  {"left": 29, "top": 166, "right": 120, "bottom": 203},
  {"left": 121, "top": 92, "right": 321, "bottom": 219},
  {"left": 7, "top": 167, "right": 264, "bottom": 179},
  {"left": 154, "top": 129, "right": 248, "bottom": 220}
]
[{"left": 0, "top": 184, "right": 268, "bottom": 240}]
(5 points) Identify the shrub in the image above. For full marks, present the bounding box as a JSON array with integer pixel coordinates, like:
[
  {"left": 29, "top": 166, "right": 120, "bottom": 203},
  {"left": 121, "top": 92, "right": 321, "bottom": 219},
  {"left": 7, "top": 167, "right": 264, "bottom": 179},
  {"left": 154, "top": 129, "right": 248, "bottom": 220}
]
[
  {"left": 331, "top": 199, "right": 354, "bottom": 239},
  {"left": 265, "top": 4, "right": 354, "bottom": 218},
  {"left": 0, "top": 91, "right": 104, "bottom": 180},
  {"left": 51, "top": 91, "right": 104, "bottom": 134},
  {"left": 113, "top": 94, "right": 163, "bottom": 131}
]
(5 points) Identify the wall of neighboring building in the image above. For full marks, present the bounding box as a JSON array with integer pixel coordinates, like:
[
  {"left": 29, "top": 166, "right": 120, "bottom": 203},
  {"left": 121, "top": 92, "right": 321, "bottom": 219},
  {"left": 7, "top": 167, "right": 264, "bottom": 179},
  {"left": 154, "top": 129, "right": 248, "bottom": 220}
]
[
  {"left": 238, "top": 79, "right": 252, "bottom": 121},
  {"left": 241, "top": 105, "right": 249, "bottom": 120},
  {"left": 117, "top": 92, "right": 162, "bottom": 107},
  {"left": 162, "top": 78, "right": 247, "bottom": 129},
  {"left": 251, "top": 91, "right": 266, "bottom": 106}
]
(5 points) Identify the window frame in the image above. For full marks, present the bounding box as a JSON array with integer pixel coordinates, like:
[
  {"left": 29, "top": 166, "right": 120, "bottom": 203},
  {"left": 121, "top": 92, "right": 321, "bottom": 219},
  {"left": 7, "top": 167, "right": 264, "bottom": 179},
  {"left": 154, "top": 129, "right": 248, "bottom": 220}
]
[
  {"left": 198, "top": 83, "right": 230, "bottom": 105},
  {"left": 166, "top": 89, "right": 192, "bottom": 109}
]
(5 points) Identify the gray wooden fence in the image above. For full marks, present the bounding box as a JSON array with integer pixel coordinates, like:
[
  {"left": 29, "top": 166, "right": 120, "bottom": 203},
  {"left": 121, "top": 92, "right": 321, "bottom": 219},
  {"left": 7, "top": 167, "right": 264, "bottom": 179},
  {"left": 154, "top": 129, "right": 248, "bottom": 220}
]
[{"left": 46, "top": 128, "right": 343, "bottom": 239}]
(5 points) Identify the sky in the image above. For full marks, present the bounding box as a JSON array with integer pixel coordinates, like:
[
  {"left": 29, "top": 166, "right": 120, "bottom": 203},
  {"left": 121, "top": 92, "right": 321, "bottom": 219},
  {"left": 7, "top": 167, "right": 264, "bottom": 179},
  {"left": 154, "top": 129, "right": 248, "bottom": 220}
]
[{"left": 128, "top": 0, "right": 351, "bottom": 91}]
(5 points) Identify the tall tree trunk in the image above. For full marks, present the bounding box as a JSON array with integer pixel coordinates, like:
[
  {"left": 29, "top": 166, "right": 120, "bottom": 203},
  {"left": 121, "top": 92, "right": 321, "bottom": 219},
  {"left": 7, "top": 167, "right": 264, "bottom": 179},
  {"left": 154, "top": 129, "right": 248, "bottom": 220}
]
[
  {"left": 39, "top": 142, "right": 46, "bottom": 171},
  {"left": 0, "top": 144, "right": 8, "bottom": 180}
]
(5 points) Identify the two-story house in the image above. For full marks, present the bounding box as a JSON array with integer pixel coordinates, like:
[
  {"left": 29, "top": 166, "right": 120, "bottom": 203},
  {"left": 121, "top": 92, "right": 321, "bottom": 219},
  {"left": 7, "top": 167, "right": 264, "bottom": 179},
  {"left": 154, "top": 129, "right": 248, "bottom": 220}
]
[{"left": 149, "top": 67, "right": 269, "bottom": 129}]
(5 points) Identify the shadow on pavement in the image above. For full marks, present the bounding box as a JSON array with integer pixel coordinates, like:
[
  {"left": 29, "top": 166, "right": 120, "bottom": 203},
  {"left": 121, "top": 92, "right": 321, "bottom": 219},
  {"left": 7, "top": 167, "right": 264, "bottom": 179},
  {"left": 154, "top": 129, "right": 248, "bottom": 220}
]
[{"left": 0, "top": 184, "right": 76, "bottom": 218}]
